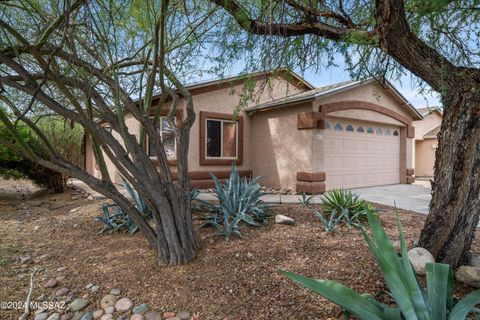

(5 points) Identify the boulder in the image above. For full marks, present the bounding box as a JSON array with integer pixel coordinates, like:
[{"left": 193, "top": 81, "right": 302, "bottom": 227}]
[
  {"left": 275, "top": 214, "right": 295, "bottom": 225},
  {"left": 456, "top": 266, "right": 480, "bottom": 288},
  {"left": 407, "top": 247, "right": 435, "bottom": 275},
  {"left": 100, "top": 294, "right": 117, "bottom": 309}
]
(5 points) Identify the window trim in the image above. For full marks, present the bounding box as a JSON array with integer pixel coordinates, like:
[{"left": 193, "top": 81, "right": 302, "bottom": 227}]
[
  {"left": 200, "top": 111, "right": 244, "bottom": 165},
  {"left": 146, "top": 116, "right": 177, "bottom": 159}
]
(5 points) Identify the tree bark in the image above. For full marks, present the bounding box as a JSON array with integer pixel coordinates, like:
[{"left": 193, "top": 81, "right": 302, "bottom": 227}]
[{"left": 418, "top": 80, "right": 480, "bottom": 268}]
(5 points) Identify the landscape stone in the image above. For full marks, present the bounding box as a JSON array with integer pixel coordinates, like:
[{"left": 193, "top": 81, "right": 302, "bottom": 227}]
[
  {"left": 55, "top": 288, "right": 69, "bottom": 296},
  {"left": 47, "top": 313, "right": 61, "bottom": 320},
  {"left": 131, "top": 315, "right": 144, "bottom": 320},
  {"left": 86, "top": 283, "right": 93, "bottom": 290},
  {"left": 275, "top": 214, "right": 295, "bottom": 225},
  {"left": 104, "top": 306, "right": 115, "bottom": 314},
  {"left": 100, "top": 294, "right": 117, "bottom": 309},
  {"left": 72, "top": 313, "right": 85, "bottom": 320},
  {"left": 68, "top": 298, "right": 89, "bottom": 312},
  {"left": 166, "top": 317, "right": 181, "bottom": 320},
  {"left": 34, "top": 313, "right": 49, "bottom": 320},
  {"left": 132, "top": 303, "right": 149, "bottom": 314},
  {"left": 60, "top": 314, "right": 72, "bottom": 320},
  {"left": 110, "top": 288, "right": 121, "bottom": 295},
  {"left": 144, "top": 311, "right": 162, "bottom": 320},
  {"left": 93, "top": 310, "right": 104, "bottom": 319},
  {"left": 176, "top": 311, "right": 190, "bottom": 320},
  {"left": 57, "top": 267, "right": 67, "bottom": 272},
  {"left": 470, "top": 256, "right": 480, "bottom": 268},
  {"left": 246, "top": 252, "right": 254, "bottom": 260},
  {"left": 115, "top": 297, "right": 133, "bottom": 312},
  {"left": 100, "top": 315, "right": 113, "bottom": 320},
  {"left": 35, "top": 308, "right": 46, "bottom": 315},
  {"left": 456, "top": 266, "right": 480, "bottom": 288},
  {"left": 116, "top": 316, "right": 128, "bottom": 320},
  {"left": 90, "top": 285, "right": 100, "bottom": 293},
  {"left": 163, "top": 312, "right": 176, "bottom": 318},
  {"left": 45, "top": 278, "right": 58, "bottom": 288},
  {"left": 80, "top": 312, "right": 94, "bottom": 320},
  {"left": 20, "top": 255, "right": 32, "bottom": 264},
  {"left": 407, "top": 247, "right": 435, "bottom": 275}
]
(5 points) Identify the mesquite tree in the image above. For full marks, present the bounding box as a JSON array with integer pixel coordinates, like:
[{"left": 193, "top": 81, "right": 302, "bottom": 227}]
[
  {"left": 0, "top": 0, "right": 213, "bottom": 265},
  {"left": 207, "top": 0, "right": 480, "bottom": 267}
]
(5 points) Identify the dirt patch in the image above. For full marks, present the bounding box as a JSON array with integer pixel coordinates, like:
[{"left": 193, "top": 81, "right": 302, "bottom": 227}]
[{"left": 0, "top": 187, "right": 478, "bottom": 319}]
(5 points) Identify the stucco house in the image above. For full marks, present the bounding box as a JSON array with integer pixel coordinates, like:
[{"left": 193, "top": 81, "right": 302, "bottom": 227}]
[
  {"left": 412, "top": 107, "right": 443, "bottom": 177},
  {"left": 85, "top": 70, "right": 423, "bottom": 193}
]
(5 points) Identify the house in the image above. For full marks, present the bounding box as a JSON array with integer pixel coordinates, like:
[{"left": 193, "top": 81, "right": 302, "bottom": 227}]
[
  {"left": 412, "top": 107, "right": 443, "bottom": 177},
  {"left": 85, "top": 70, "right": 423, "bottom": 193}
]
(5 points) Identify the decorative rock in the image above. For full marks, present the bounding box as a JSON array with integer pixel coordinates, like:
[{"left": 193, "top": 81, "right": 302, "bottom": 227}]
[
  {"left": 80, "top": 312, "right": 94, "bottom": 320},
  {"left": 100, "top": 315, "right": 113, "bottom": 320},
  {"left": 55, "top": 288, "right": 70, "bottom": 296},
  {"left": 90, "top": 285, "right": 100, "bottom": 293},
  {"left": 57, "top": 267, "right": 67, "bottom": 272},
  {"left": 72, "top": 313, "right": 85, "bottom": 320},
  {"left": 456, "top": 266, "right": 480, "bottom": 288},
  {"left": 56, "top": 276, "right": 66, "bottom": 282},
  {"left": 275, "top": 214, "right": 295, "bottom": 225},
  {"left": 144, "top": 311, "right": 162, "bottom": 320},
  {"left": 100, "top": 294, "right": 117, "bottom": 309},
  {"left": 60, "top": 314, "right": 72, "bottom": 320},
  {"left": 86, "top": 283, "right": 93, "bottom": 290},
  {"left": 163, "top": 312, "right": 176, "bottom": 318},
  {"left": 68, "top": 298, "right": 90, "bottom": 312},
  {"left": 246, "top": 252, "right": 254, "bottom": 260},
  {"left": 110, "top": 288, "right": 121, "bottom": 295},
  {"left": 132, "top": 303, "right": 149, "bottom": 314},
  {"left": 45, "top": 278, "right": 58, "bottom": 288},
  {"left": 114, "top": 297, "right": 133, "bottom": 312},
  {"left": 35, "top": 308, "right": 46, "bottom": 315},
  {"left": 93, "top": 310, "right": 104, "bottom": 319},
  {"left": 470, "top": 256, "right": 480, "bottom": 268},
  {"left": 131, "top": 315, "right": 144, "bottom": 320},
  {"left": 407, "top": 247, "right": 435, "bottom": 275},
  {"left": 116, "top": 317, "right": 128, "bottom": 320},
  {"left": 104, "top": 306, "right": 115, "bottom": 314},
  {"left": 47, "top": 313, "right": 61, "bottom": 320},
  {"left": 166, "top": 318, "right": 180, "bottom": 320},
  {"left": 20, "top": 255, "right": 33, "bottom": 264},
  {"left": 35, "top": 313, "right": 49, "bottom": 320},
  {"left": 176, "top": 311, "right": 190, "bottom": 320}
]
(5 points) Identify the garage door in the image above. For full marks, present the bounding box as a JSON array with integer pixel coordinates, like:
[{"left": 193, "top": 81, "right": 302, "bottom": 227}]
[{"left": 324, "top": 119, "right": 400, "bottom": 190}]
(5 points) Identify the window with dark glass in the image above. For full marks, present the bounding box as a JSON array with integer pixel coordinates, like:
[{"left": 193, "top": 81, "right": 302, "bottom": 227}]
[
  {"left": 206, "top": 119, "right": 237, "bottom": 158},
  {"left": 147, "top": 117, "right": 176, "bottom": 160}
]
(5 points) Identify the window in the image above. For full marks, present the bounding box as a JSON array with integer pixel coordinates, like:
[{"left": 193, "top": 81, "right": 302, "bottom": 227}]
[
  {"left": 376, "top": 128, "right": 383, "bottom": 135},
  {"left": 206, "top": 119, "right": 237, "bottom": 158},
  {"left": 147, "top": 117, "right": 176, "bottom": 160},
  {"left": 334, "top": 123, "right": 343, "bottom": 131},
  {"left": 385, "top": 129, "right": 392, "bottom": 136},
  {"left": 346, "top": 124, "right": 354, "bottom": 132},
  {"left": 200, "top": 111, "right": 244, "bottom": 165},
  {"left": 393, "top": 130, "right": 399, "bottom": 136},
  {"left": 367, "top": 127, "right": 374, "bottom": 134},
  {"left": 356, "top": 126, "right": 365, "bottom": 133},
  {"left": 325, "top": 122, "right": 331, "bottom": 129}
]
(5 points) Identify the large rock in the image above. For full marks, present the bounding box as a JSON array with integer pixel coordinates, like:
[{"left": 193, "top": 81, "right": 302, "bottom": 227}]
[
  {"left": 132, "top": 303, "right": 149, "bottom": 314},
  {"left": 275, "top": 214, "right": 295, "bottom": 225},
  {"left": 100, "top": 294, "right": 117, "bottom": 309},
  {"left": 35, "top": 313, "right": 49, "bottom": 320},
  {"left": 68, "top": 299, "right": 89, "bottom": 312},
  {"left": 456, "top": 266, "right": 480, "bottom": 288},
  {"left": 47, "top": 314, "right": 61, "bottom": 320},
  {"left": 115, "top": 297, "right": 133, "bottom": 312},
  {"left": 469, "top": 255, "right": 480, "bottom": 268},
  {"left": 407, "top": 247, "right": 435, "bottom": 275}
]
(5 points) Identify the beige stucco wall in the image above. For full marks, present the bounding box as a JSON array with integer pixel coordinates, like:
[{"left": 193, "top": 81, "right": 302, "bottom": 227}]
[
  {"left": 412, "top": 111, "right": 442, "bottom": 172},
  {"left": 415, "top": 139, "right": 437, "bottom": 177},
  {"left": 85, "top": 76, "right": 307, "bottom": 182},
  {"left": 249, "top": 102, "right": 314, "bottom": 190}
]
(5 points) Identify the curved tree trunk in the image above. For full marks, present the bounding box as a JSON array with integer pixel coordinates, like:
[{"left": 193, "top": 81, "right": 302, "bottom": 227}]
[{"left": 418, "top": 83, "right": 480, "bottom": 268}]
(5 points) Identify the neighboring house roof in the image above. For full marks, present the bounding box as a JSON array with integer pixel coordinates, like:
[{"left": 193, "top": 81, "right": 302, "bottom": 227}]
[
  {"left": 423, "top": 125, "right": 441, "bottom": 139},
  {"left": 416, "top": 106, "right": 443, "bottom": 117},
  {"left": 246, "top": 78, "right": 423, "bottom": 120}
]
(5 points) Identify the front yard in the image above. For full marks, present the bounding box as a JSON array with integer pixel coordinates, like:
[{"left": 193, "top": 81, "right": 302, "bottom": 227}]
[{"left": 0, "top": 182, "right": 477, "bottom": 320}]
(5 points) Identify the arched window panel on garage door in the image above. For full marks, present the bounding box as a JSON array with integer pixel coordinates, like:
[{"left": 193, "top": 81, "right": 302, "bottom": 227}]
[
  {"left": 356, "top": 126, "right": 365, "bottom": 133},
  {"left": 346, "top": 124, "right": 354, "bottom": 132},
  {"left": 367, "top": 127, "right": 375, "bottom": 134},
  {"left": 376, "top": 128, "right": 383, "bottom": 135},
  {"left": 334, "top": 123, "right": 344, "bottom": 131}
]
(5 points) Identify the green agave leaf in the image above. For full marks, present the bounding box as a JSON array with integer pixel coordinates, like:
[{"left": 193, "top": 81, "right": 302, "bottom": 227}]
[
  {"left": 280, "top": 270, "right": 385, "bottom": 320},
  {"left": 448, "top": 289, "right": 480, "bottom": 319},
  {"left": 426, "top": 263, "right": 451, "bottom": 320}
]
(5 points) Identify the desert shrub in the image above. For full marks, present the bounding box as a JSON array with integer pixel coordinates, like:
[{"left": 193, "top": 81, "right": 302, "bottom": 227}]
[
  {"left": 197, "top": 164, "right": 271, "bottom": 240},
  {"left": 282, "top": 210, "right": 480, "bottom": 319},
  {"left": 0, "top": 118, "right": 83, "bottom": 192},
  {"left": 298, "top": 192, "right": 313, "bottom": 206},
  {"left": 321, "top": 189, "right": 374, "bottom": 221}
]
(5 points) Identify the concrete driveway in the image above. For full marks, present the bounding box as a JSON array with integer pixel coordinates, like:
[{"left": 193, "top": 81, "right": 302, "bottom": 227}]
[{"left": 351, "top": 182, "right": 432, "bottom": 214}]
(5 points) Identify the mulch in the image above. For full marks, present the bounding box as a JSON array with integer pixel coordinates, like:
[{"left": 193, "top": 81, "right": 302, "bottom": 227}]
[{"left": 0, "top": 187, "right": 478, "bottom": 320}]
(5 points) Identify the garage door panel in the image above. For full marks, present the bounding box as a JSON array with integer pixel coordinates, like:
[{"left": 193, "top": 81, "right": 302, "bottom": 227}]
[{"left": 324, "top": 120, "right": 401, "bottom": 190}]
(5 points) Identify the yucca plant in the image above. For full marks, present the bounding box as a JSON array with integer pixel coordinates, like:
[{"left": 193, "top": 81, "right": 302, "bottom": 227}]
[
  {"left": 197, "top": 164, "right": 271, "bottom": 240},
  {"left": 321, "top": 189, "right": 372, "bottom": 223},
  {"left": 281, "top": 210, "right": 480, "bottom": 319},
  {"left": 299, "top": 192, "right": 313, "bottom": 206}
]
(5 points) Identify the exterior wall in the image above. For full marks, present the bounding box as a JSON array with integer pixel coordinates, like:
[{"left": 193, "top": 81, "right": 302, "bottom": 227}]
[
  {"left": 249, "top": 102, "right": 314, "bottom": 191},
  {"left": 415, "top": 139, "right": 437, "bottom": 177},
  {"left": 86, "top": 76, "right": 308, "bottom": 185},
  {"left": 412, "top": 111, "right": 442, "bottom": 170}
]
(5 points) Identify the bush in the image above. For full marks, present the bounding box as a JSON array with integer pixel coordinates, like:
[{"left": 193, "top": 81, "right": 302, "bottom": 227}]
[
  {"left": 197, "top": 164, "right": 271, "bottom": 240},
  {"left": 282, "top": 210, "right": 480, "bottom": 319},
  {"left": 0, "top": 117, "right": 83, "bottom": 192}
]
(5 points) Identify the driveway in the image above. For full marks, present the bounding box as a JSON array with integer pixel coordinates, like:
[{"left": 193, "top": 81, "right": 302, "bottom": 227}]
[{"left": 351, "top": 182, "right": 431, "bottom": 214}]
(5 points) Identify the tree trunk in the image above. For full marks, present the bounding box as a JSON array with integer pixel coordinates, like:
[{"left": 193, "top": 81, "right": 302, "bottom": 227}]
[{"left": 418, "top": 82, "right": 480, "bottom": 268}]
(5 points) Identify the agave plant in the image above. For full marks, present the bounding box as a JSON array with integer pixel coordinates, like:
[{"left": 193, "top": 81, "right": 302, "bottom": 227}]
[
  {"left": 314, "top": 209, "right": 345, "bottom": 232},
  {"left": 96, "top": 204, "right": 139, "bottom": 234},
  {"left": 299, "top": 192, "right": 313, "bottom": 206},
  {"left": 321, "top": 189, "right": 372, "bottom": 223},
  {"left": 282, "top": 210, "right": 480, "bottom": 319},
  {"left": 197, "top": 164, "right": 271, "bottom": 240},
  {"left": 122, "top": 177, "right": 152, "bottom": 219}
]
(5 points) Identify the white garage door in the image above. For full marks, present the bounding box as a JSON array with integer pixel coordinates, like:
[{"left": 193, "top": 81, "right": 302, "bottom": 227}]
[{"left": 324, "top": 119, "right": 400, "bottom": 190}]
